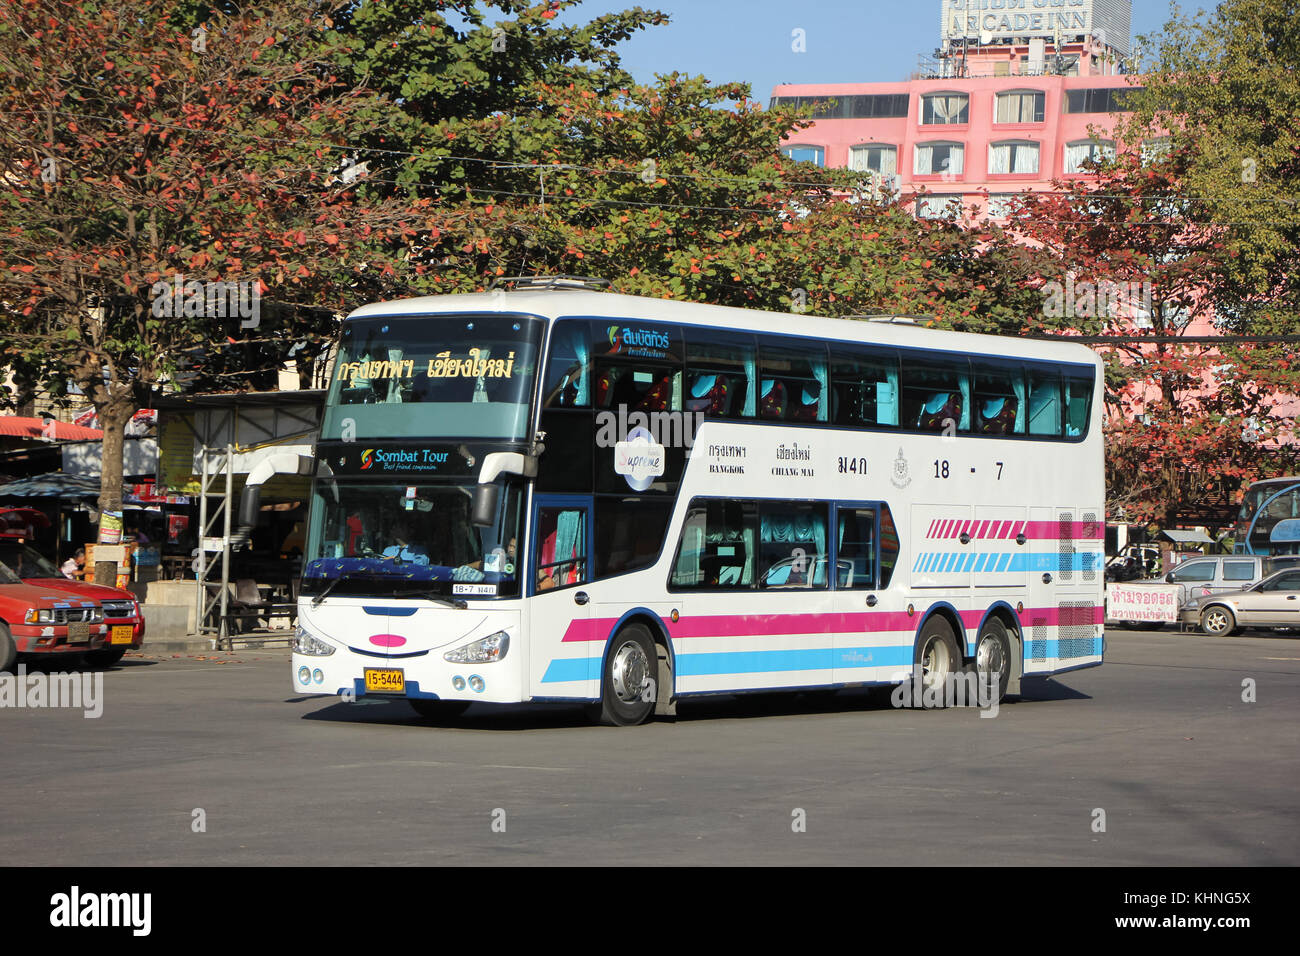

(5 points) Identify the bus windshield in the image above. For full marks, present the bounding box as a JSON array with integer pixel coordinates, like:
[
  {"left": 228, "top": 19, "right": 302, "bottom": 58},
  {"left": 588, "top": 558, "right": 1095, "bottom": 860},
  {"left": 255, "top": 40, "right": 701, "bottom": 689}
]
[
  {"left": 301, "top": 479, "right": 525, "bottom": 598},
  {"left": 320, "top": 313, "right": 542, "bottom": 442}
]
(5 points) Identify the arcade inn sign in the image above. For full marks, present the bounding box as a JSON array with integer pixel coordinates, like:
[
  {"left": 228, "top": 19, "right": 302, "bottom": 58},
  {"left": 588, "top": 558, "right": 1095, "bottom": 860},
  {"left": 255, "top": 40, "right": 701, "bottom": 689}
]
[{"left": 940, "top": 1, "right": 1129, "bottom": 46}]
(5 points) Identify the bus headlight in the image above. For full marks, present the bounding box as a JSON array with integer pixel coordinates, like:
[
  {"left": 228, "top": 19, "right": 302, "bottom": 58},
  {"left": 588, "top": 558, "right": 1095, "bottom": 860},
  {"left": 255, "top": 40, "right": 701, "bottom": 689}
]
[
  {"left": 294, "top": 627, "right": 336, "bottom": 656},
  {"left": 444, "top": 631, "right": 510, "bottom": 664}
]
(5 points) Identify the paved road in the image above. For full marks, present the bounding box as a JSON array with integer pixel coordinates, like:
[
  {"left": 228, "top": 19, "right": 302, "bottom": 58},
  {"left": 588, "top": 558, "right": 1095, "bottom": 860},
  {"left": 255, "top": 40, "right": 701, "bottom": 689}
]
[{"left": 2, "top": 630, "right": 1296, "bottom": 865}]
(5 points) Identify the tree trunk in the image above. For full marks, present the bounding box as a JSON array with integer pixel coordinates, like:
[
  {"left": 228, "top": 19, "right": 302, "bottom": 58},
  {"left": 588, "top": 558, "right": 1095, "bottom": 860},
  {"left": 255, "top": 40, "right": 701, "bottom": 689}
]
[{"left": 93, "top": 393, "right": 137, "bottom": 587}]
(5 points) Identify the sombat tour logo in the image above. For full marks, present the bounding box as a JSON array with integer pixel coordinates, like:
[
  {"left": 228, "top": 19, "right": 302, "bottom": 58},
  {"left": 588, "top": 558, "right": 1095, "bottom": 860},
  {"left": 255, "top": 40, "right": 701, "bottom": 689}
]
[{"left": 607, "top": 324, "right": 671, "bottom": 357}]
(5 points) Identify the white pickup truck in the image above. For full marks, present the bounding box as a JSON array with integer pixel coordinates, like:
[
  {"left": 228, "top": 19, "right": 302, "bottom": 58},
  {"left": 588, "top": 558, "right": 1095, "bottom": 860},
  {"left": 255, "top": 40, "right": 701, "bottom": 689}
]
[{"left": 1107, "top": 554, "right": 1300, "bottom": 626}]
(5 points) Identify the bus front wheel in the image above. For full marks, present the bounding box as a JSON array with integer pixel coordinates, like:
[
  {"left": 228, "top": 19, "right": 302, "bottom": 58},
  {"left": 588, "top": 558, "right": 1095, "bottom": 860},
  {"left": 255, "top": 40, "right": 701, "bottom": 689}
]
[{"left": 592, "top": 624, "right": 656, "bottom": 727}]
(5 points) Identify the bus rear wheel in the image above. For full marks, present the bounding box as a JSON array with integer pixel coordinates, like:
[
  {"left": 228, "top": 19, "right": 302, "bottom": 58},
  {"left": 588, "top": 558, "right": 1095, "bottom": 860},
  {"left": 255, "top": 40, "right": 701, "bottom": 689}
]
[
  {"left": 592, "top": 624, "right": 656, "bottom": 727},
  {"left": 974, "top": 618, "right": 1012, "bottom": 703},
  {"left": 913, "top": 617, "right": 960, "bottom": 708}
]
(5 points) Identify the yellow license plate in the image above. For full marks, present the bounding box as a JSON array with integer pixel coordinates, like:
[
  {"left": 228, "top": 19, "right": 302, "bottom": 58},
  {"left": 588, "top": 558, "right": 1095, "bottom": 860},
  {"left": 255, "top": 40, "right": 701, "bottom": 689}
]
[
  {"left": 110, "top": 625, "right": 134, "bottom": 645},
  {"left": 364, "top": 668, "right": 405, "bottom": 694},
  {"left": 66, "top": 622, "right": 91, "bottom": 643}
]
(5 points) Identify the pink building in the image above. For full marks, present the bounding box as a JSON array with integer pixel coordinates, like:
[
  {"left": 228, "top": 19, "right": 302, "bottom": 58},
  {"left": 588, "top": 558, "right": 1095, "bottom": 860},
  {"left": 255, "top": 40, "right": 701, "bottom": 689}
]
[{"left": 770, "top": 1, "right": 1155, "bottom": 222}]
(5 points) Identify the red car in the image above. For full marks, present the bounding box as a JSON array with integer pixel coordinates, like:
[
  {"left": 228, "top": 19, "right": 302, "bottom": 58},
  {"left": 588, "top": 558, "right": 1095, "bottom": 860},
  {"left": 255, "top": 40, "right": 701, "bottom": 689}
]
[{"left": 0, "top": 509, "right": 145, "bottom": 671}]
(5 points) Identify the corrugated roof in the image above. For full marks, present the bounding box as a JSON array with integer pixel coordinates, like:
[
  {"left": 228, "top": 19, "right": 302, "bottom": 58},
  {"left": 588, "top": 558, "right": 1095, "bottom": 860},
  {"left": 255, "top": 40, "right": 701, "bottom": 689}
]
[
  {"left": 1161, "top": 529, "right": 1216, "bottom": 545},
  {"left": 0, "top": 416, "right": 103, "bottom": 441}
]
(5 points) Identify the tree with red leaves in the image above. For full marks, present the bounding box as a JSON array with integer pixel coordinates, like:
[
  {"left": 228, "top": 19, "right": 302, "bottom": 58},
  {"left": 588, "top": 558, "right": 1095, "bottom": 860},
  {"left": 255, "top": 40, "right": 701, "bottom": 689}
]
[{"left": 0, "top": 0, "right": 422, "bottom": 583}]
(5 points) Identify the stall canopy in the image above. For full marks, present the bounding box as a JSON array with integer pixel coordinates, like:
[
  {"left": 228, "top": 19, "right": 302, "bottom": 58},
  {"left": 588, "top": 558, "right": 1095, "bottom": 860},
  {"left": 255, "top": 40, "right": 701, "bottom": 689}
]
[
  {"left": 0, "top": 473, "right": 101, "bottom": 498},
  {"left": 1161, "top": 529, "right": 1216, "bottom": 546}
]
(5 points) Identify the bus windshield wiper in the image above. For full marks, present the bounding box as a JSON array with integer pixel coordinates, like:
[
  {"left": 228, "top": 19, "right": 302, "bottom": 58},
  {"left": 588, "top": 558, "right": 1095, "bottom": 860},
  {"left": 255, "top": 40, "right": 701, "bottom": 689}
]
[
  {"left": 393, "top": 588, "right": 467, "bottom": 609},
  {"left": 310, "top": 576, "right": 344, "bottom": 607}
]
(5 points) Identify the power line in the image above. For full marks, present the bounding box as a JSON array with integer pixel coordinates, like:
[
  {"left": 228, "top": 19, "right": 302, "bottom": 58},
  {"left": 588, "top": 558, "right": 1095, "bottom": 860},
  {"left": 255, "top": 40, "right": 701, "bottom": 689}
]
[{"left": 3, "top": 106, "right": 1300, "bottom": 208}]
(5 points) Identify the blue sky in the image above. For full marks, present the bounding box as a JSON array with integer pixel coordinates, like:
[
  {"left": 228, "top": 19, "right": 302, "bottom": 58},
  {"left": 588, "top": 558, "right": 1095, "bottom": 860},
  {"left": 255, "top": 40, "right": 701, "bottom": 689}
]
[{"left": 560, "top": 1, "right": 1185, "bottom": 102}]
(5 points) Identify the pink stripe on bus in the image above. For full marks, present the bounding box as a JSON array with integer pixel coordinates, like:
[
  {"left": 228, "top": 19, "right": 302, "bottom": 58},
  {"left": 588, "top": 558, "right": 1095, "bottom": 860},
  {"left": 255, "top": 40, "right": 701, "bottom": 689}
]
[
  {"left": 1022, "top": 521, "right": 1104, "bottom": 540},
  {"left": 560, "top": 606, "right": 1104, "bottom": 643}
]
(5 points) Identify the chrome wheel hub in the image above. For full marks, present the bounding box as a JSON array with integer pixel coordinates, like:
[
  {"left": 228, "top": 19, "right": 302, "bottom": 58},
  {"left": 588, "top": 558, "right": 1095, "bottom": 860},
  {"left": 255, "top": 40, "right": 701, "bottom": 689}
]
[{"left": 611, "top": 641, "right": 650, "bottom": 703}]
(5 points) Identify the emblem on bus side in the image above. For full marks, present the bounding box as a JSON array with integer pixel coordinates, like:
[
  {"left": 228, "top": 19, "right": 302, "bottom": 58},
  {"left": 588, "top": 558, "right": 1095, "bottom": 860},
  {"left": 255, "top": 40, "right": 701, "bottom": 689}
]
[{"left": 890, "top": 448, "right": 912, "bottom": 488}]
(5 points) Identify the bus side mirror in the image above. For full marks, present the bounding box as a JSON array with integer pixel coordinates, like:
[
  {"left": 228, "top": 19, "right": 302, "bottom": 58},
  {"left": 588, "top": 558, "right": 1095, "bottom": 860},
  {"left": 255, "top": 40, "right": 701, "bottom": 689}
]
[
  {"left": 1164, "top": 572, "right": 1174, "bottom": 583},
  {"left": 471, "top": 483, "right": 500, "bottom": 527}
]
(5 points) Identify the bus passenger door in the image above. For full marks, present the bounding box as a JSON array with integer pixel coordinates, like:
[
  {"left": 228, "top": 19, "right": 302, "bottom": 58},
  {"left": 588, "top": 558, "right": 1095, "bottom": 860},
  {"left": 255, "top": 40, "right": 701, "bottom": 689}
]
[{"left": 526, "top": 496, "right": 596, "bottom": 700}]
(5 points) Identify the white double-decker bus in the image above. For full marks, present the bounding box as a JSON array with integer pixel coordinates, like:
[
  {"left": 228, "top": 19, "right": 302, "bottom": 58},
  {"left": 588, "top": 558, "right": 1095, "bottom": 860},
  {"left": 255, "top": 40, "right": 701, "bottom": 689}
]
[{"left": 283, "top": 280, "right": 1104, "bottom": 725}]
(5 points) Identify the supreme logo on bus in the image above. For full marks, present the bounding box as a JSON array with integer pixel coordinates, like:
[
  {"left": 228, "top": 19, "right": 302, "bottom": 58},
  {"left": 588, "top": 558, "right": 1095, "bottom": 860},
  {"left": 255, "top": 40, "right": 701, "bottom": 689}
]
[{"left": 614, "top": 426, "right": 666, "bottom": 492}]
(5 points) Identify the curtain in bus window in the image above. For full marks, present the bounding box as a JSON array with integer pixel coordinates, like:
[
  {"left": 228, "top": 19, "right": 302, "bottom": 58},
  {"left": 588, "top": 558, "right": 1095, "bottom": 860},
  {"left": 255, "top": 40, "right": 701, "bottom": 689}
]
[
  {"left": 813, "top": 357, "right": 829, "bottom": 421},
  {"left": 1012, "top": 375, "right": 1027, "bottom": 433},
  {"left": 743, "top": 356, "right": 757, "bottom": 416},
  {"left": 958, "top": 373, "right": 971, "bottom": 431},
  {"left": 553, "top": 510, "right": 583, "bottom": 584},
  {"left": 758, "top": 504, "right": 826, "bottom": 589},
  {"left": 544, "top": 322, "right": 590, "bottom": 407},
  {"left": 901, "top": 360, "right": 964, "bottom": 432},
  {"left": 383, "top": 348, "right": 406, "bottom": 403},
  {"left": 879, "top": 503, "right": 899, "bottom": 587},
  {"left": 685, "top": 330, "right": 755, "bottom": 419},
  {"left": 1028, "top": 370, "right": 1062, "bottom": 436},
  {"left": 878, "top": 366, "right": 899, "bottom": 425},
  {"left": 1064, "top": 372, "right": 1091, "bottom": 437}
]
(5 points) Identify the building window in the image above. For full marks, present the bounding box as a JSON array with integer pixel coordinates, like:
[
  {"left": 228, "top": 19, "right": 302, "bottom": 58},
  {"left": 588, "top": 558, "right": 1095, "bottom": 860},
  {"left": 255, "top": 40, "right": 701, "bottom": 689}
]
[
  {"left": 768, "top": 94, "right": 909, "bottom": 119},
  {"left": 1064, "top": 87, "right": 1143, "bottom": 113},
  {"left": 984, "top": 194, "right": 1018, "bottom": 219},
  {"left": 921, "top": 93, "right": 969, "bottom": 125},
  {"left": 1064, "top": 139, "right": 1116, "bottom": 174},
  {"left": 916, "top": 194, "right": 963, "bottom": 220},
  {"left": 914, "top": 142, "right": 964, "bottom": 176},
  {"left": 782, "top": 144, "right": 825, "bottom": 166},
  {"left": 849, "top": 144, "right": 898, "bottom": 177},
  {"left": 989, "top": 141, "right": 1040, "bottom": 175},
  {"left": 1141, "top": 137, "right": 1172, "bottom": 165},
  {"left": 995, "top": 91, "right": 1045, "bottom": 124}
]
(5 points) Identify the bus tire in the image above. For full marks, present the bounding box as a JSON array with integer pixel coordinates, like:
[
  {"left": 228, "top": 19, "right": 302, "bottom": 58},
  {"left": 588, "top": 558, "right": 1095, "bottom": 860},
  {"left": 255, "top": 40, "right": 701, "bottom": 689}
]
[
  {"left": 0, "top": 623, "right": 15, "bottom": 673},
  {"left": 1199, "top": 605, "right": 1237, "bottom": 637},
  {"left": 409, "top": 698, "right": 471, "bottom": 720},
  {"left": 593, "top": 623, "right": 656, "bottom": 727},
  {"left": 973, "top": 618, "right": 1012, "bottom": 704},
  {"left": 914, "top": 616, "right": 960, "bottom": 708},
  {"left": 83, "top": 647, "right": 127, "bottom": 669}
]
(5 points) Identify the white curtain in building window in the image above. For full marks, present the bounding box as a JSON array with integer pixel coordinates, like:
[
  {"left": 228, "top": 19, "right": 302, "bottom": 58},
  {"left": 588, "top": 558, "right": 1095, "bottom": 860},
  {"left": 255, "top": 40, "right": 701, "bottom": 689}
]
[
  {"left": 990, "top": 142, "right": 1039, "bottom": 175},
  {"left": 850, "top": 145, "right": 898, "bottom": 176},
  {"left": 996, "top": 92, "right": 1043, "bottom": 124},
  {"left": 923, "top": 94, "right": 967, "bottom": 124},
  {"left": 1065, "top": 140, "right": 1115, "bottom": 173},
  {"left": 914, "top": 143, "right": 963, "bottom": 176},
  {"left": 1013, "top": 142, "right": 1039, "bottom": 174}
]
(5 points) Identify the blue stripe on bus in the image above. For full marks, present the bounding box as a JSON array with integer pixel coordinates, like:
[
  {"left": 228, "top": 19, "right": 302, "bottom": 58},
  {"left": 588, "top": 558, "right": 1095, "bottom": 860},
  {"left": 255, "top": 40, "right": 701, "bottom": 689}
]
[
  {"left": 541, "top": 658, "right": 599, "bottom": 683},
  {"left": 912, "top": 550, "right": 1104, "bottom": 576},
  {"left": 544, "top": 639, "right": 1101, "bottom": 685},
  {"left": 677, "top": 648, "right": 836, "bottom": 676}
]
